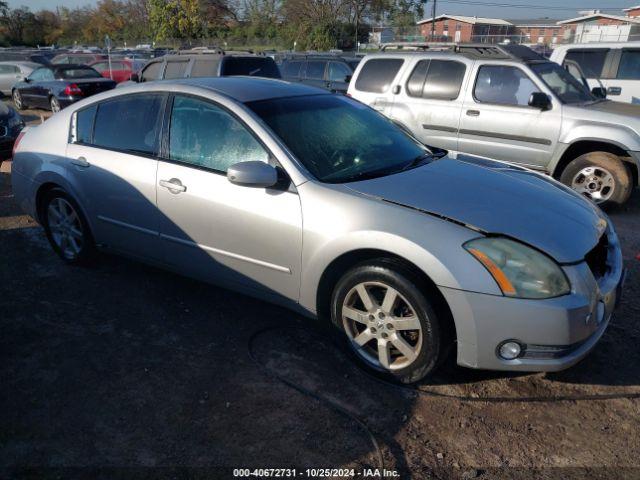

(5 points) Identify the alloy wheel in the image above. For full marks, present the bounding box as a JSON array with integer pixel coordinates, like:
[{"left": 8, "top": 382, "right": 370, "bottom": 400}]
[
  {"left": 342, "top": 281, "right": 423, "bottom": 371},
  {"left": 47, "top": 197, "right": 84, "bottom": 260},
  {"left": 571, "top": 166, "right": 615, "bottom": 204},
  {"left": 50, "top": 97, "right": 61, "bottom": 113},
  {"left": 13, "top": 90, "right": 22, "bottom": 109}
]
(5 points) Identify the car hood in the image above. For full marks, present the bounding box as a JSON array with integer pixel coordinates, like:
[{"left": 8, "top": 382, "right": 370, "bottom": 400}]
[
  {"left": 565, "top": 100, "right": 640, "bottom": 133},
  {"left": 345, "top": 155, "right": 607, "bottom": 264}
]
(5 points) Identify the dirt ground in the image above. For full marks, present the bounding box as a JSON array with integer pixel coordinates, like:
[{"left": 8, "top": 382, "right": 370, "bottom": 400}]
[{"left": 1, "top": 108, "right": 639, "bottom": 479}]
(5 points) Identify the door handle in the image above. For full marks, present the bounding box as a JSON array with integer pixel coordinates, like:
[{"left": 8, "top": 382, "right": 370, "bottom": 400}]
[
  {"left": 71, "top": 156, "right": 90, "bottom": 168},
  {"left": 466, "top": 110, "right": 480, "bottom": 117},
  {"left": 607, "top": 86, "right": 622, "bottom": 96},
  {"left": 159, "top": 178, "right": 187, "bottom": 193}
]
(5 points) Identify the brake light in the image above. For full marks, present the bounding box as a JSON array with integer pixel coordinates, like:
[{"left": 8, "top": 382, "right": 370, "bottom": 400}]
[
  {"left": 12, "top": 130, "right": 25, "bottom": 158},
  {"left": 63, "top": 83, "right": 83, "bottom": 96}
]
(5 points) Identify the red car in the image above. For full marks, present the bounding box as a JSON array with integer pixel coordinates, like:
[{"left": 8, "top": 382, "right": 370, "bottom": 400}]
[{"left": 88, "top": 59, "right": 145, "bottom": 83}]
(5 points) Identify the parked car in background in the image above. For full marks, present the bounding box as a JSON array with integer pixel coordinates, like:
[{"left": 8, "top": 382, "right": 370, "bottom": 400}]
[
  {"left": 550, "top": 42, "right": 640, "bottom": 104},
  {"left": 0, "top": 61, "right": 40, "bottom": 95},
  {"left": 0, "top": 49, "right": 56, "bottom": 66},
  {"left": 89, "top": 59, "right": 145, "bottom": 83},
  {"left": 51, "top": 53, "right": 108, "bottom": 66},
  {"left": 348, "top": 45, "right": 640, "bottom": 207},
  {"left": 12, "top": 65, "right": 116, "bottom": 113},
  {"left": 280, "top": 55, "right": 360, "bottom": 93},
  {"left": 121, "top": 51, "right": 280, "bottom": 86},
  {"left": 11, "top": 78, "right": 624, "bottom": 383},
  {"left": 0, "top": 102, "right": 24, "bottom": 159}
]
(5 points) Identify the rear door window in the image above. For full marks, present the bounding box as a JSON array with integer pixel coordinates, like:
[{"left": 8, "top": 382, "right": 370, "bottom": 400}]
[
  {"left": 92, "top": 94, "right": 165, "bottom": 156},
  {"left": 564, "top": 49, "right": 609, "bottom": 78},
  {"left": 617, "top": 50, "right": 640, "bottom": 80},
  {"left": 328, "top": 62, "right": 351, "bottom": 82},
  {"left": 305, "top": 61, "right": 327, "bottom": 80},
  {"left": 72, "top": 105, "right": 97, "bottom": 144},
  {"left": 354, "top": 58, "right": 404, "bottom": 93},
  {"left": 406, "top": 59, "right": 466, "bottom": 100}
]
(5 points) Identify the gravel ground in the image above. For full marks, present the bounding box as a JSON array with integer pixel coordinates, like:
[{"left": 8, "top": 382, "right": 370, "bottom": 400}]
[{"left": 1, "top": 108, "right": 639, "bottom": 479}]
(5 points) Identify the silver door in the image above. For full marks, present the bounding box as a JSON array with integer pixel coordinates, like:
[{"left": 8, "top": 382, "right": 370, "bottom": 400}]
[
  {"left": 458, "top": 63, "right": 561, "bottom": 170},
  {"left": 0, "top": 64, "right": 22, "bottom": 94},
  {"left": 156, "top": 94, "right": 303, "bottom": 301},
  {"left": 65, "top": 94, "right": 166, "bottom": 260},
  {"left": 389, "top": 58, "right": 470, "bottom": 151}
]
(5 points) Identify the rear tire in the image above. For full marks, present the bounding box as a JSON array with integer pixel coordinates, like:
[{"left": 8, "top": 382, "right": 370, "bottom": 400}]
[
  {"left": 41, "top": 188, "right": 95, "bottom": 265},
  {"left": 560, "top": 152, "right": 632, "bottom": 207},
  {"left": 50, "top": 96, "right": 61, "bottom": 113},
  {"left": 330, "top": 259, "right": 444, "bottom": 384},
  {"left": 12, "top": 89, "right": 25, "bottom": 110}
]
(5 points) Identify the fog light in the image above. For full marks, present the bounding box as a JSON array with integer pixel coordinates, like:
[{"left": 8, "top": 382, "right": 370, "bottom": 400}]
[{"left": 498, "top": 341, "right": 522, "bottom": 360}]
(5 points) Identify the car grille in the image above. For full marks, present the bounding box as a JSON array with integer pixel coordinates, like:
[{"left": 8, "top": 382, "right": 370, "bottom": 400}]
[{"left": 585, "top": 232, "right": 609, "bottom": 280}]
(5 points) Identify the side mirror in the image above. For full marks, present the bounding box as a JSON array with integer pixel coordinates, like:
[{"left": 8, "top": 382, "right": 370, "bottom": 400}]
[
  {"left": 591, "top": 87, "right": 607, "bottom": 99},
  {"left": 528, "top": 92, "right": 551, "bottom": 111},
  {"left": 344, "top": 74, "right": 352, "bottom": 83},
  {"left": 130, "top": 72, "right": 139, "bottom": 82},
  {"left": 227, "top": 161, "right": 278, "bottom": 188}
]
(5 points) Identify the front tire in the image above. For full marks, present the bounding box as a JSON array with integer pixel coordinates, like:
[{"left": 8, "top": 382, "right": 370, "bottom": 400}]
[
  {"left": 330, "top": 260, "right": 443, "bottom": 384},
  {"left": 560, "top": 152, "right": 632, "bottom": 207},
  {"left": 41, "top": 189, "right": 95, "bottom": 264},
  {"left": 12, "top": 89, "right": 25, "bottom": 110}
]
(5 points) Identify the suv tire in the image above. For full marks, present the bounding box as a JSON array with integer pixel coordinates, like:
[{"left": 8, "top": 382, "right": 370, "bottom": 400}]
[
  {"left": 560, "top": 152, "right": 632, "bottom": 207},
  {"left": 330, "top": 259, "right": 444, "bottom": 384}
]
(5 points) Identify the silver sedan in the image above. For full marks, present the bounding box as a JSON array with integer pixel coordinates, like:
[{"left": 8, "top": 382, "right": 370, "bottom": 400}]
[{"left": 11, "top": 78, "right": 625, "bottom": 383}]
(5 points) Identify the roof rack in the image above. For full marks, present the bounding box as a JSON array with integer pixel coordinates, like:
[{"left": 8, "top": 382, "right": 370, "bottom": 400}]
[
  {"left": 453, "top": 44, "right": 546, "bottom": 61},
  {"left": 380, "top": 42, "right": 453, "bottom": 51}
]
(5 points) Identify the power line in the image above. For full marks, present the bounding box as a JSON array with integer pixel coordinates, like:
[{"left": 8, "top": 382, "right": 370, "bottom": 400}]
[{"left": 434, "top": 0, "right": 631, "bottom": 12}]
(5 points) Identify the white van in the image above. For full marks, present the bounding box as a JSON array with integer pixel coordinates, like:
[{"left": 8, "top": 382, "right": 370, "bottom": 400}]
[{"left": 550, "top": 42, "right": 640, "bottom": 104}]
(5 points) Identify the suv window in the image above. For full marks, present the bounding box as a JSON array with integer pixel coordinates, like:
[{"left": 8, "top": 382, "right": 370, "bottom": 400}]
[
  {"left": 617, "top": 50, "right": 640, "bottom": 80},
  {"left": 406, "top": 59, "right": 466, "bottom": 100},
  {"left": 305, "top": 61, "right": 326, "bottom": 80},
  {"left": 190, "top": 59, "right": 219, "bottom": 77},
  {"left": 564, "top": 49, "right": 608, "bottom": 78},
  {"left": 93, "top": 94, "right": 164, "bottom": 155},
  {"left": 164, "top": 60, "right": 189, "bottom": 79},
  {"left": 141, "top": 61, "right": 162, "bottom": 82},
  {"left": 169, "top": 95, "right": 268, "bottom": 172},
  {"left": 474, "top": 65, "right": 540, "bottom": 107},
  {"left": 328, "top": 62, "right": 351, "bottom": 82},
  {"left": 221, "top": 57, "right": 280, "bottom": 78},
  {"left": 355, "top": 58, "right": 404, "bottom": 93},
  {"left": 282, "top": 60, "right": 303, "bottom": 78}
]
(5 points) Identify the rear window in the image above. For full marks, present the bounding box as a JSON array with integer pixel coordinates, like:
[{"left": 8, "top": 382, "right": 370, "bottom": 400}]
[
  {"left": 92, "top": 94, "right": 164, "bottom": 155},
  {"left": 59, "top": 68, "right": 102, "bottom": 79},
  {"left": 564, "top": 49, "right": 608, "bottom": 78},
  {"left": 355, "top": 58, "right": 404, "bottom": 93},
  {"left": 72, "top": 105, "right": 97, "bottom": 144},
  {"left": 221, "top": 57, "right": 280, "bottom": 78}
]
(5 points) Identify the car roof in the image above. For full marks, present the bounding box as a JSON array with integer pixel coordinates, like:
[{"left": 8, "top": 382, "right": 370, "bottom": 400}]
[
  {"left": 362, "top": 44, "right": 547, "bottom": 63},
  {"left": 552, "top": 41, "right": 640, "bottom": 51},
  {"left": 170, "top": 77, "right": 329, "bottom": 102}
]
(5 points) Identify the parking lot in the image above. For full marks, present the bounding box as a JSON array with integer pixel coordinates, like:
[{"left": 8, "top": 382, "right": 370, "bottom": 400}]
[{"left": 1, "top": 98, "right": 639, "bottom": 478}]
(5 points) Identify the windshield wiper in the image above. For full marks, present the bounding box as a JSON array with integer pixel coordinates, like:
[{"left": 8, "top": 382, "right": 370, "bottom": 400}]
[{"left": 400, "top": 151, "right": 443, "bottom": 172}]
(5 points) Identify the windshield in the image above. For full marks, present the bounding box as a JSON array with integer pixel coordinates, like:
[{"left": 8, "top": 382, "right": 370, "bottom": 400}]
[
  {"left": 60, "top": 67, "right": 102, "bottom": 79},
  {"left": 530, "top": 62, "right": 594, "bottom": 104},
  {"left": 247, "top": 94, "right": 431, "bottom": 183}
]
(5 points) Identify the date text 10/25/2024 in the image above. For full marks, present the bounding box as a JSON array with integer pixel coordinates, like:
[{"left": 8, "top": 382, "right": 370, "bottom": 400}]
[{"left": 233, "top": 468, "right": 400, "bottom": 478}]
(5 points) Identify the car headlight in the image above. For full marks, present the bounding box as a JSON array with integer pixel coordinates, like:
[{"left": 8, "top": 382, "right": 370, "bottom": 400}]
[{"left": 464, "top": 237, "right": 570, "bottom": 299}]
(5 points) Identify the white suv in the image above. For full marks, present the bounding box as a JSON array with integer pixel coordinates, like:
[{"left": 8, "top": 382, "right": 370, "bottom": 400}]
[
  {"left": 348, "top": 45, "right": 640, "bottom": 206},
  {"left": 550, "top": 42, "right": 640, "bottom": 105}
]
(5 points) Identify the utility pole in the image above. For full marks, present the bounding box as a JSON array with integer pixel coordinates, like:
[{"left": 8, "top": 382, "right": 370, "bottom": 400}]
[{"left": 431, "top": 0, "right": 437, "bottom": 41}]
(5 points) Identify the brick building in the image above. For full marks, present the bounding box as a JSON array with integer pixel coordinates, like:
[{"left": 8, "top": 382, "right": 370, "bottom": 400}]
[
  {"left": 558, "top": 12, "right": 640, "bottom": 42},
  {"left": 623, "top": 5, "right": 640, "bottom": 17},
  {"left": 511, "top": 19, "right": 562, "bottom": 44},
  {"left": 416, "top": 15, "right": 513, "bottom": 43}
]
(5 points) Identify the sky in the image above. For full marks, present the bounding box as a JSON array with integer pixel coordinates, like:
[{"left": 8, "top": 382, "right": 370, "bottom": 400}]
[{"left": 5, "top": 0, "right": 638, "bottom": 21}]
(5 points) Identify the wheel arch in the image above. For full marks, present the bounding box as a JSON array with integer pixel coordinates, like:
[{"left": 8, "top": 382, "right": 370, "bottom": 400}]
[
  {"left": 34, "top": 180, "right": 95, "bottom": 239},
  {"left": 552, "top": 140, "right": 638, "bottom": 187},
  {"left": 315, "top": 248, "right": 457, "bottom": 347}
]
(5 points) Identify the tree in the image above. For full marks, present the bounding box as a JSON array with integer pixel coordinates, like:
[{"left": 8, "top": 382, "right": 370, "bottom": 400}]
[{"left": 148, "top": 0, "right": 203, "bottom": 41}]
